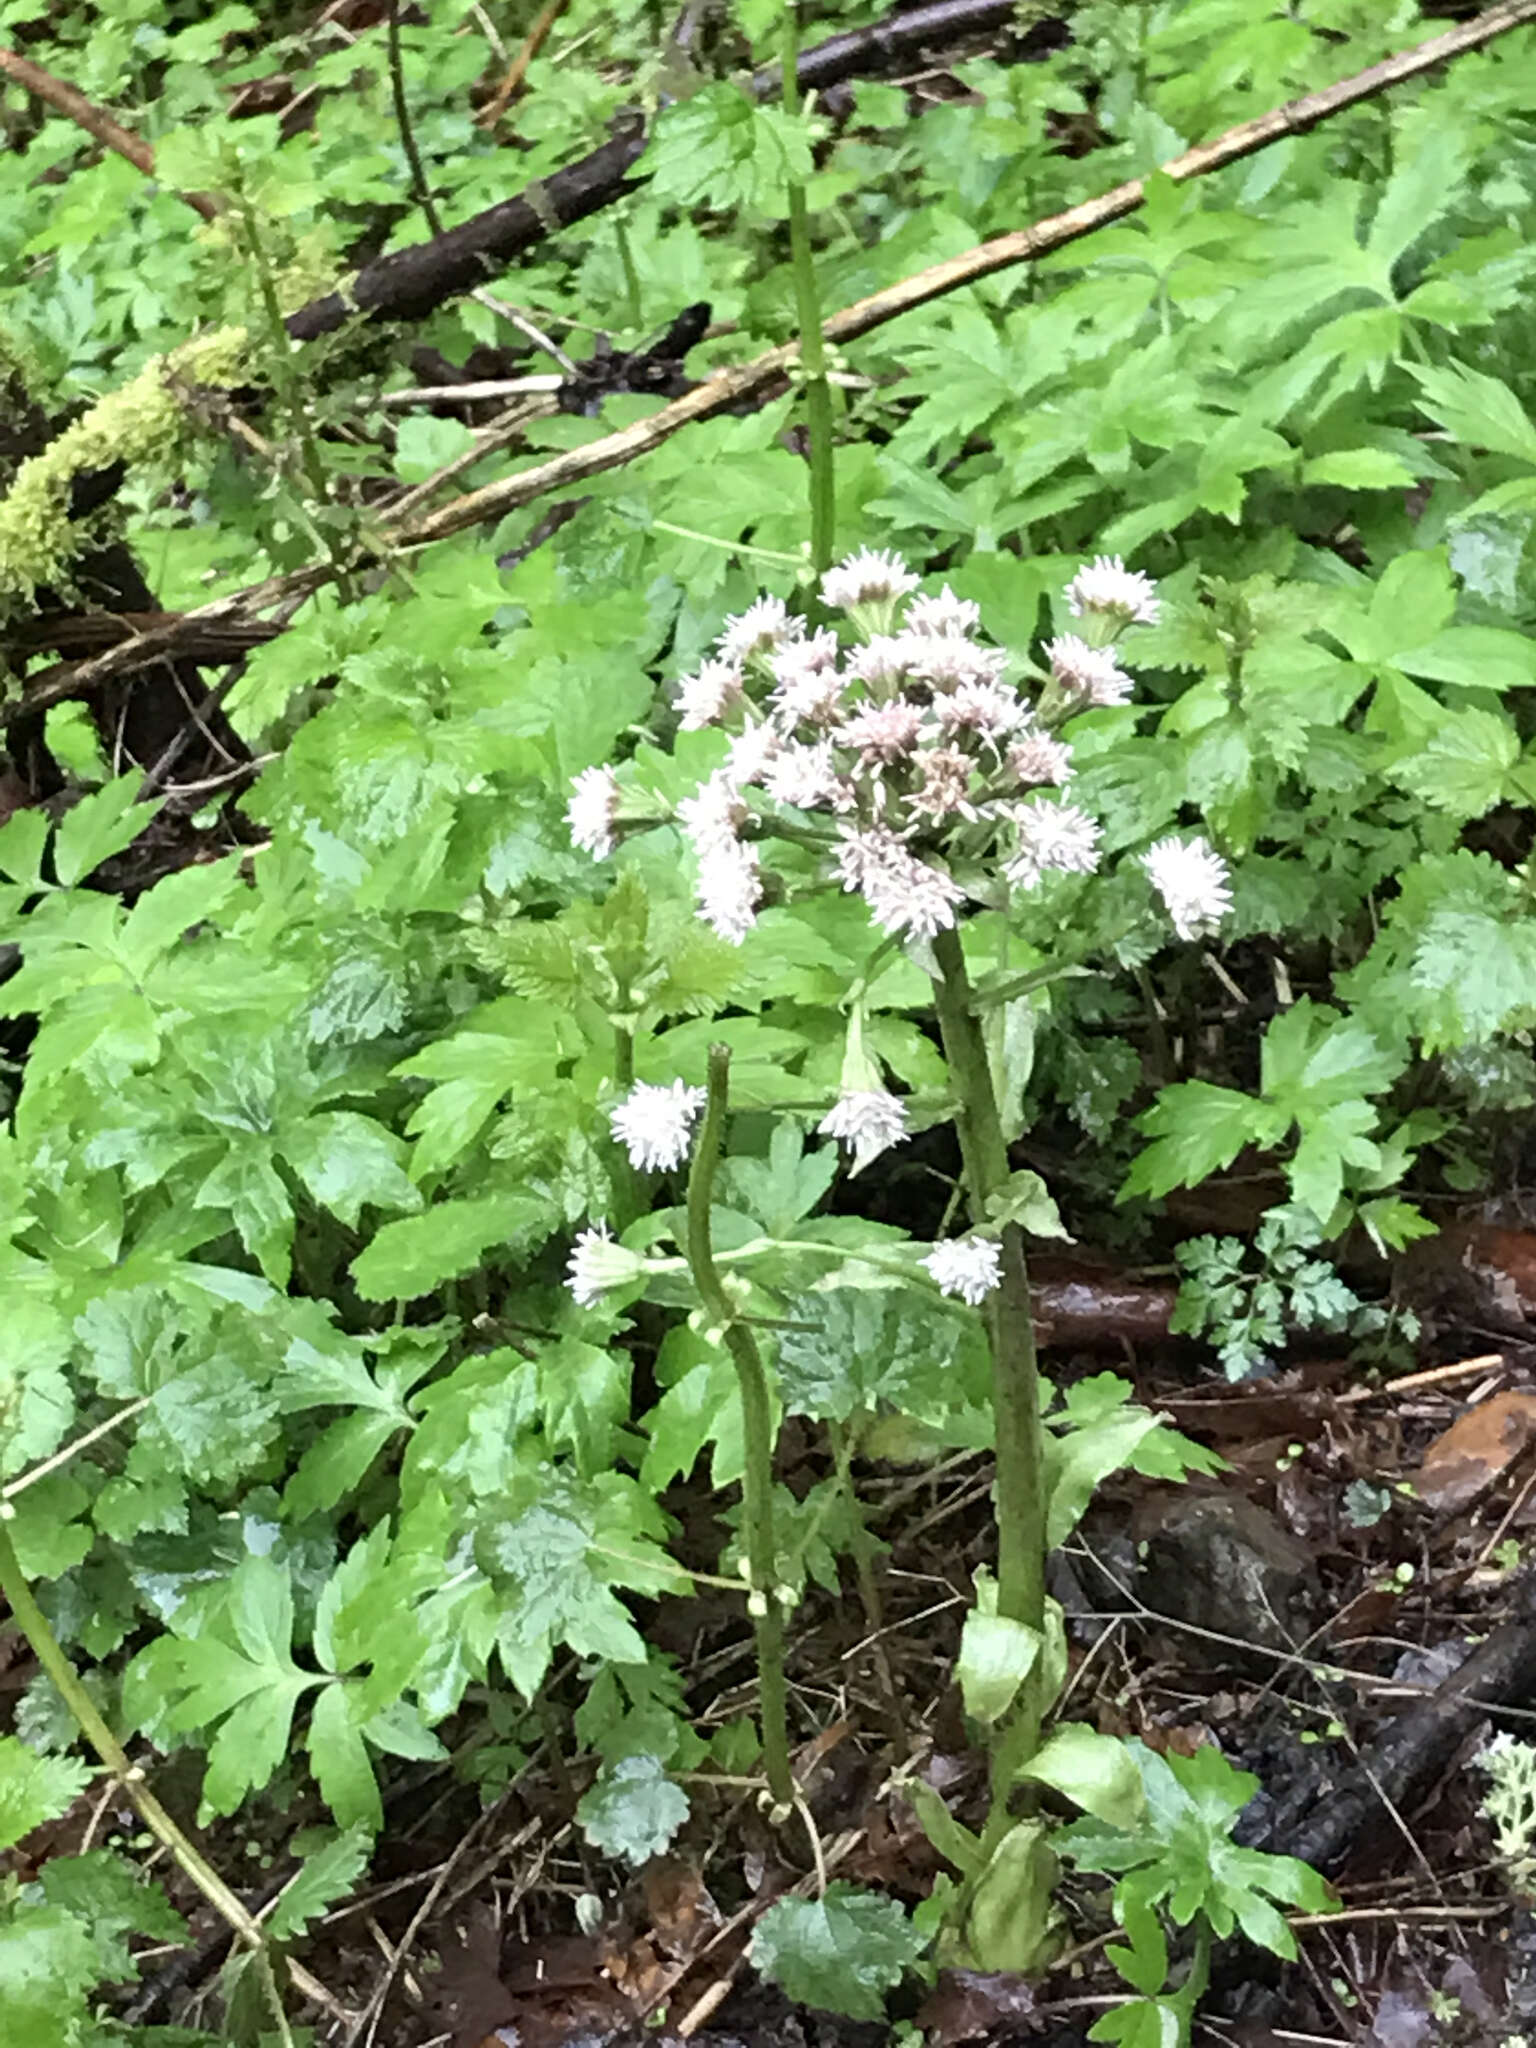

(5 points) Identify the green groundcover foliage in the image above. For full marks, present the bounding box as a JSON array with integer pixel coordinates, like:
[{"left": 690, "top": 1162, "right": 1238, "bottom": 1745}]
[{"left": 1, "top": 0, "right": 1535, "bottom": 2038}]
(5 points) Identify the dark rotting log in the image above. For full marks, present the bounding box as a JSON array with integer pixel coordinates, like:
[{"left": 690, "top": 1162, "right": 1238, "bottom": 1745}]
[{"left": 1237, "top": 1598, "right": 1536, "bottom": 1873}]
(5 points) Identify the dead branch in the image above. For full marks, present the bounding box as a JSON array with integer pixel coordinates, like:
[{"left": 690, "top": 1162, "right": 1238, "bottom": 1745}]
[
  {"left": 0, "top": 46, "right": 220, "bottom": 222},
  {"left": 11, "top": 0, "right": 1535, "bottom": 733},
  {"left": 282, "top": 0, "right": 1038, "bottom": 342},
  {"left": 394, "top": 0, "right": 1536, "bottom": 551}
]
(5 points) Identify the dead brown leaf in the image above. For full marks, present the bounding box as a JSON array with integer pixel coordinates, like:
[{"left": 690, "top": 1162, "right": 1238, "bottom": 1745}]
[
  {"left": 918, "top": 1969, "right": 1038, "bottom": 2043},
  {"left": 1416, "top": 1389, "right": 1536, "bottom": 1512}
]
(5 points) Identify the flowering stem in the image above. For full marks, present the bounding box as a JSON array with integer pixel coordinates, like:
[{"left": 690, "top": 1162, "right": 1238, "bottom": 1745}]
[
  {"left": 686, "top": 1043, "right": 794, "bottom": 1808},
  {"left": 779, "top": 2, "right": 836, "bottom": 574},
  {"left": 928, "top": 924, "right": 1047, "bottom": 1637},
  {"left": 0, "top": 1514, "right": 297, "bottom": 2045}
]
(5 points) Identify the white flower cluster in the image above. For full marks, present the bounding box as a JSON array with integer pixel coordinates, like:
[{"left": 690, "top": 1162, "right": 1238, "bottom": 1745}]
[
  {"left": 638, "top": 552, "right": 1170, "bottom": 948},
  {"left": 567, "top": 549, "right": 1234, "bottom": 952}
]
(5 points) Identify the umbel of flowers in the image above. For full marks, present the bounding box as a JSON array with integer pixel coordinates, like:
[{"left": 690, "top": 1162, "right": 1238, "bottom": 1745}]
[
  {"left": 568, "top": 547, "right": 1232, "bottom": 1257},
  {"left": 571, "top": 550, "right": 1228, "bottom": 955}
]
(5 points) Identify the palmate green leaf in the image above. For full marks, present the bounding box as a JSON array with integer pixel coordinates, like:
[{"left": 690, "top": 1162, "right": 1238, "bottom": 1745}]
[
  {"left": 723, "top": 1123, "right": 836, "bottom": 1237},
  {"left": 51, "top": 778, "right": 154, "bottom": 888},
  {"left": 194, "top": 1141, "right": 293, "bottom": 1286},
  {"left": 0, "top": 1900, "right": 102, "bottom": 2046},
  {"left": 576, "top": 1753, "right": 690, "bottom": 1865},
  {"left": 752, "top": 1884, "right": 923, "bottom": 2021},
  {"left": 36, "top": 1851, "right": 186, "bottom": 1982},
  {"left": 1389, "top": 706, "right": 1519, "bottom": 816},
  {"left": 775, "top": 1287, "right": 980, "bottom": 1425},
  {"left": 639, "top": 1355, "right": 737, "bottom": 1492},
  {"left": 0, "top": 1736, "right": 93, "bottom": 1850},
  {"left": 1406, "top": 359, "right": 1536, "bottom": 467},
  {"left": 267, "top": 1827, "right": 372, "bottom": 1944},
  {"left": 644, "top": 86, "right": 816, "bottom": 212},
  {"left": 1057, "top": 1742, "right": 1334, "bottom": 1962},
  {"left": 395, "top": 1006, "right": 573, "bottom": 1176},
  {"left": 122, "top": 1557, "right": 314, "bottom": 1822},
  {"left": 474, "top": 1468, "right": 676, "bottom": 1697},
  {"left": 1122, "top": 1082, "right": 1280, "bottom": 1201}
]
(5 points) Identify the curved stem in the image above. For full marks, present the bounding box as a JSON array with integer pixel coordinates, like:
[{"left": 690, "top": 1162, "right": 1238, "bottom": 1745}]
[
  {"left": 388, "top": 0, "right": 444, "bottom": 237},
  {"left": 686, "top": 1044, "right": 793, "bottom": 1807},
  {"left": 0, "top": 1516, "right": 297, "bottom": 2046}
]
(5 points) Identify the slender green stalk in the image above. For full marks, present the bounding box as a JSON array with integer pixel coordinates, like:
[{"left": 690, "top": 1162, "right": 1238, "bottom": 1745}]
[
  {"left": 686, "top": 1044, "right": 793, "bottom": 1807},
  {"left": 779, "top": 3, "right": 836, "bottom": 573},
  {"left": 828, "top": 1419, "right": 908, "bottom": 1761},
  {"left": 0, "top": 1516, "right": 296, "bottom": 2046},
  {"left": 614, "top": 218, "right": 644, "bottom": 333},
  {"left": 929, "top": 923, "right": 1046, "bottom": 1636}
]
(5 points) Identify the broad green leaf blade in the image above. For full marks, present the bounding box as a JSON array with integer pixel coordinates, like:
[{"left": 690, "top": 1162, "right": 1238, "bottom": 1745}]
[
  {"left": 956, "top": 1610, "right": 1041, "bottom": 1727},
  {"left": 1020, "top": 1725, "right": 1146, "bottom": 1827},
  {"left": 753, "top": 1884, "right": 922, "bottom": 2020},
  {"left": 576, "top": 1753, "right": 690, "bottom": 1865}
]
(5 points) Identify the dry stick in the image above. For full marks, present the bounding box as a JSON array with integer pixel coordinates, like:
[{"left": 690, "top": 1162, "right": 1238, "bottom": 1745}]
[
  {"left": 17, "top": 0, "right": 1536, "bottom": 722},
  {"left": 395, "top": 0, "right": 1536, "bottom": 553},
  {"left": 0, "top": 46, "right": 220, "bottom": 222},
  {"left": 477, "top": 0, "right": 571, "bottom": 128}
]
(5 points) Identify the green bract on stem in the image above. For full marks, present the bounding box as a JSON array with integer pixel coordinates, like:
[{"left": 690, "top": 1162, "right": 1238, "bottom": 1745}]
[{"left": 686, "top": 1042, "right": 794, "bottom": 1809}]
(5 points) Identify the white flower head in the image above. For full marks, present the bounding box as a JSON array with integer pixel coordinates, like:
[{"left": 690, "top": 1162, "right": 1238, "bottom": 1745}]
[
  {"left": 610, "top": 1079, "right": 708, "bottom": 1173},
  {"left": 677, "top": 770, "right": 748, "bottom": 860},
  {"left": 726, "top": 721, "right": 781, "bottom": 788},
  {"left": 818, "top": 1088, "right": 909, "bottom": 1172},
  {"left": 1005, "top": 801, "right": 1102, "bottom": 889},
  {"left": 846, "top": 635, "right": 917, "bottom": 690},
  {"left": 1046, "top": 635, "right": 1134, "bottom": 708},
  {"left": 836, "top": 825, "right": 965, "bottom": 941},
  {"left": 932, "top": 678, "right": 1027, "bottom": 742},
  {"left": 905, "top": 586, "right": 981, "bottom": 639},
  {"left": 1143, "top": 834, "right": 1233, "bottom": 940},
  {"left": 840, "top": 697, "right": 930, "bottom": 764},
  {"left": 567, "top": 764, "right": 620, "bottom": 859},
  {"left": 821, "top": 547, "right": 920, "bottom": 613},
  {"left": 924, "top": 1236, "right": 1002, "bottom": 1306},
  {"left": 905, "top": 745, "right": 978, "bottom": 826},
  {"left": 567, "top": 1223, "right": 647, "bottom": 1308},
  {"left": 696, "top": 839, "right": 762, "bottom": 943},
  {"left": 1008, "top": 731, "right": 1074, "bottom": 788},
  {"left": 1063, "top": 555, "right": 1160, "bottom": 628},
  {"left": 676, "top": 658, "right": 746, "bottom": 731},
  {"left": 899, "top": 633, "right": 1009, "bottom": 692},
  {"left": 716, "top": 596, "right": 802, "bottom": 666},
  {"left": 770, "top": 631, "right": 847, "bottom": 730},
  {"left": 762, "top": 739, "right": 851, "bottom": 813}
]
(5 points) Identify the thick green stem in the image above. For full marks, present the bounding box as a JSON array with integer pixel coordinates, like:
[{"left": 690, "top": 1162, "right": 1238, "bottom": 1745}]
[
  {"left": 929, "top": 923, "right": 1046, "bottom": 1636},
  {"left": 686, "top": 1044, "right": 793, "bottom": 1808},
  {"left": 0, "top": 1516, "right": 296, "bottom": 2046},
  {"left": 780, "top": 3, "right": 837, "bottom": 573}
]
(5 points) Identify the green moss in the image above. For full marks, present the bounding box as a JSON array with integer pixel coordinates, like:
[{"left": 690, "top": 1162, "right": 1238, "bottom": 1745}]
[{"left": 0, "top": 324, "right": 250, "bottom": 612}]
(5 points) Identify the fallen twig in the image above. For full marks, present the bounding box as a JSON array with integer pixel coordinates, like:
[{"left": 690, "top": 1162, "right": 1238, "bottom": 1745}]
[{"left": 0, "top": 45, "right": 220, "bottom": 221}]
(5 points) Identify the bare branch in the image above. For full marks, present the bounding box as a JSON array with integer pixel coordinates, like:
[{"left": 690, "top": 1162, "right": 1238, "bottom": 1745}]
[{"left": 0, "top": 45, "right": 221, "bottom": 222}]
